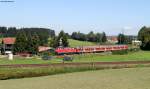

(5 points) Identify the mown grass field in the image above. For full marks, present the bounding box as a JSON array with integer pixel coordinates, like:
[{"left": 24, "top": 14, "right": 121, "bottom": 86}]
[
  {"left": 0, "top": 67, "right": 149, "bottom": 89},
  {"left": 0, "top": 51, "right": 150, "bottom": 65}
]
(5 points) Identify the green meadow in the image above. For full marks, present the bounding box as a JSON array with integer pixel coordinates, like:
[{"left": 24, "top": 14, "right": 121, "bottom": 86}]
[
  {"left": 0, "top": 67, "right": 149, "bottom": 89},
  {"left": 0, "top": 51, "right": 149, "bottom": 65}
]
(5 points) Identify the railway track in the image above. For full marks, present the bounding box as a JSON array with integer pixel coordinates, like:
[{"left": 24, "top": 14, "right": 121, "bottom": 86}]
[{"left": 0, "top": 61, "right": 150, "bottom": 68}]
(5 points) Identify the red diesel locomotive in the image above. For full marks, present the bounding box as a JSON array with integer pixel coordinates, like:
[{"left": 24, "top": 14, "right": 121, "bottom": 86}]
[{"left": 55, "top": 45, "right": 128, "bottom": 54}]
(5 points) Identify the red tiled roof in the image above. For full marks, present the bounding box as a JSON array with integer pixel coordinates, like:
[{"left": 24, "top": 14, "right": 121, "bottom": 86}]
[
  {"left": 38, "top": 46, "right": 51, "bottom": 52},
  {"left": 107, "top": 36, "right": 118, "bottom": 41},
  {"left": 2, "top": 38, "right": 16, "bottom": 44}
]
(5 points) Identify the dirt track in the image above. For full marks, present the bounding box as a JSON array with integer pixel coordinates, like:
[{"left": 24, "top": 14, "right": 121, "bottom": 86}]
[{"left": 0, "top": 61, "right": 150, "bottom": 68}]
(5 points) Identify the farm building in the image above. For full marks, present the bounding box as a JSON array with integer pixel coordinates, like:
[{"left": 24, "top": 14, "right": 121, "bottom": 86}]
[
  {"left": 38, "top": 46, "right": 52, "bottom": 52},
  {"left": 1, "top": 37, "right": 16, "bottom": 54},
  {"left": 107, "top": 36, "right": 118, "bottom": 43},
  {"left": 132, "top": 40, "right": 142, "bottom": 47}
]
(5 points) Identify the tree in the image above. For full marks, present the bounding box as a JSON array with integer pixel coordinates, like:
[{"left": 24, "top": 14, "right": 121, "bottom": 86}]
[
  {"left": 58, "top": 30, "right": 69, "bottom": 47},
  {"left": 0, "top": 27, "right": 7, "bottom": 37},
  {"left": 71, "top": 32, "right": 78, "bottom": 40},
  {"left": 71, "top": 32, "right": 87, "bottom": 41},
  {"left": 27, "top": 32, "right": 40, "bottom": 54},
  {"left": 62, "top": 34, "right": 69, "bottom": 47},
  {"left": 6, "top": 27, "right": 17, "bottom": 37},
  {"left": 65, "top": 33, "right": 71, "bottom": 39},
  {"left": 71, "top": 31, "right": 107, "bottom": 43},
  {"left": 71, "top": 32, "right": 75, "bottom": 39},
  {"left": 101, "top": 32, "right": 107, "bottom": 43},
  {"left": 117, "top": 34, "right": 126, "bottom": 44},
  {"left": 95, "top": 33, "right": 102, "bottom": 43},
  {"left": 50, "top": 30, "right": 69, "bottom": 48},
  {"left": 87, "top": 31, "right": 96, "bottom": 42},
  {"left": 49, "top": 30, "right": 55, "bottom": 38},
  {"left": 138, "top": 26, "right": 147, "bottom": 41},
  {"left": 14, "top": 30, "right": 28, "bottom": 53},
  {"left": 49, "top": 37, "right": 58, "bottom": 48},
  {"left": 79, "top": 33, "right": 86, "bottom": 41},
  {"left": 138, "top": 26, "right": 150, "bottom": 50},
  {"left": 14, "top": 31, "right": 41, "bottom": 54},
  {"left": 18, "top": 28, "right": 54, "bottom": 46}
]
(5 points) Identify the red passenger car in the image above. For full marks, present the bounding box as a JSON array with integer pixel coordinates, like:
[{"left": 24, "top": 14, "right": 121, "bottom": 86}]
[{"left": 55, "top": 45, "right": 128, "bottom": 55}]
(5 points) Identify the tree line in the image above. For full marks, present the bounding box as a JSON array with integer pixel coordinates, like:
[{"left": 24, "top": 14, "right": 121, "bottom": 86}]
[
  {"left": 71, "top": 31, "right": 107, "bottom": 43},
  {"left": 49, "top": 31, "right": 108, "bottom": 48},
  {"left": 0, "top": 27, "right": 17, "bottom": 37},
  {"left": 0, "top": 26, "right": 55, "bottom": 38}
]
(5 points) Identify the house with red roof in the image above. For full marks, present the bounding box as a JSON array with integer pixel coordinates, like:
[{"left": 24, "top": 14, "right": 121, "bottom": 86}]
[
  {"left": 38, "top": 46, "right": 51, "bottom": 52},
  {"left": 1, "top": 37, "right": 16, "bottom": 54},
  {"left": 107, "top": 36, "right": 118, "bottom": 44}
]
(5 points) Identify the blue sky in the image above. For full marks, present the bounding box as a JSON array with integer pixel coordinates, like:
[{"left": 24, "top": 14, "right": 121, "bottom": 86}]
[{"left": 0, "top": 0, "right": 149, "bottom": 35}]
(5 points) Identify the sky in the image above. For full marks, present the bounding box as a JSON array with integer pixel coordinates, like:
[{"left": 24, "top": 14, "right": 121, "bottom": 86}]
[{"left": 0, "top": 0, "right": 150, "bottom": 35}]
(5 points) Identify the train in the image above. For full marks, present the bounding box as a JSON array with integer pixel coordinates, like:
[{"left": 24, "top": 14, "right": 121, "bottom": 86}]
[{"left": 55, "top": 45, "right": 128, "bottom": 55}]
